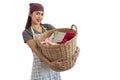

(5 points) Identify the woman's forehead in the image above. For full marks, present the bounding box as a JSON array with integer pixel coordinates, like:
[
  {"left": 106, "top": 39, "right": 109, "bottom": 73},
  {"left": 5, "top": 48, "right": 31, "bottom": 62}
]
[{"left": 35, "top": 11, "right": 44, "bottom": 13}]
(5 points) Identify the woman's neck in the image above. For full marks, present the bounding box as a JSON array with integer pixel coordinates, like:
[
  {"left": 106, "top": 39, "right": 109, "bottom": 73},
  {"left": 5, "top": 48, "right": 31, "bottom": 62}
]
[
  {"left": 31, "top": 24, "right": 42, "bottom": 32},
  {"left": 32, "top": 24, "right": 40, "bottom": 29}
]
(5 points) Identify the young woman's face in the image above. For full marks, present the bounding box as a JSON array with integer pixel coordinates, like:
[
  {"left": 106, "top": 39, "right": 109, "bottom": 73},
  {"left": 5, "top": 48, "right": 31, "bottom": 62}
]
[{"left": 30, "top": 11, "right": 44, "bottom": 25}]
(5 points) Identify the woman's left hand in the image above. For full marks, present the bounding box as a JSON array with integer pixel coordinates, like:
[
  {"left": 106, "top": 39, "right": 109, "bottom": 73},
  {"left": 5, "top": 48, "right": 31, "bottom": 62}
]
[
  {"left": 49, "top": 47, "right": 80, "bottom": 70},
  {"left": 72, "top": 46, "right": 80, "bottom": 63}
]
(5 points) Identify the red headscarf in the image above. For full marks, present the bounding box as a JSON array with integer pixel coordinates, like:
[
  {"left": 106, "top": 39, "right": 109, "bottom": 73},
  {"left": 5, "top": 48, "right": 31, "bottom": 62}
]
[{"left": 29, "top": 3, "right": 44, "bottom": 13}]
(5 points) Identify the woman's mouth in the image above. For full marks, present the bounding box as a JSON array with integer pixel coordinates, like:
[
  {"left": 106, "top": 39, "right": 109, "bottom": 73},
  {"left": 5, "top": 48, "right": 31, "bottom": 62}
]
[{"left": 37, "top": 19, "right": 40, "bottom": 22}]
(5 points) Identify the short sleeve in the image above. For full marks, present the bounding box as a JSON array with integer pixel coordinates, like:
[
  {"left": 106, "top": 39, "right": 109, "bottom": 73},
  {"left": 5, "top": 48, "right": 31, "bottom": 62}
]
[{"left": 22, "top": 29, "right": 33, "bottom": 43}]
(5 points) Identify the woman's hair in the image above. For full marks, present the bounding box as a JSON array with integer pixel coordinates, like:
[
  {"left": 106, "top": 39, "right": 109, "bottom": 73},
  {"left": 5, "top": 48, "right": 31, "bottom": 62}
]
[
  {"left": 25, "top": 3, "right": 44, "bottom": 29},
  {"left": 25, "top": 16, "right": 31, "bottom": 29}
]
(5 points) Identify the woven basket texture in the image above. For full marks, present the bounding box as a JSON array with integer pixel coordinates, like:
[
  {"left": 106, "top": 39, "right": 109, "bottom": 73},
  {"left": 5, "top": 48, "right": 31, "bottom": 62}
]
[{"left": 37, "top": 24, "right": 77, "bottom": 71}]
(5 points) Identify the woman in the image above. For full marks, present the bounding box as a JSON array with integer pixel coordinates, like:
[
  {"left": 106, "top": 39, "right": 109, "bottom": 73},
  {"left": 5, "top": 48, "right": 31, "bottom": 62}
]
[{"left": 22, "top": 3, "right": 80, "bottom": 80}]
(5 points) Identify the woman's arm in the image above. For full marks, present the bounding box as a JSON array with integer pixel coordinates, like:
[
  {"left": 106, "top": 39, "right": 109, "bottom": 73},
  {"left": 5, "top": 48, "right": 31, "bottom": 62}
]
[
  {"left": 26, "top": 39, "right": 69, "bottom": 69},
  {"left": 26, "top": 39, "right": 51, "bottom": 65},
  {"left": 72, "top": 46, "right": 80, "bottom": 63},
  {"left": 26, "top": 36, "right": 79, "bottom": 71}
]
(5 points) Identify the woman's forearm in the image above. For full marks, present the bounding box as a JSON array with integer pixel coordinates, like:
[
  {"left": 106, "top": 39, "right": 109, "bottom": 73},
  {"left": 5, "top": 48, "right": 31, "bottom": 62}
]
[
  {"left": 26, "top": 40, "right": 51, "bottom": 65},
  {"left": 33, "top": 47, "right": 51, "bottom": 65}
]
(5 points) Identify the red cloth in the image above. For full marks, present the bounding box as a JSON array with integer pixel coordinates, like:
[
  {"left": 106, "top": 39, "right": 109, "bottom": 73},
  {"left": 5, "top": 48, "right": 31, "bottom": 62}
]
[
  {"left": 58, "top": 32, "right": 76, "bottom": 44},
  {"left": 29, "top": 3, "right": 44, "bottom": 13}
]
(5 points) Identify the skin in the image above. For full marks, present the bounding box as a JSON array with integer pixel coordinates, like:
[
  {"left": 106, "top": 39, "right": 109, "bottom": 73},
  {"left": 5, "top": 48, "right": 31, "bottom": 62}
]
[{"left": 26, "top": 11, "right": 80, "bottom": 70}]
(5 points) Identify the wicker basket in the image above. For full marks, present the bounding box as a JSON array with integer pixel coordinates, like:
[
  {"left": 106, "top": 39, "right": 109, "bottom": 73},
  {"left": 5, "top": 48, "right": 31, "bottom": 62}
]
[{"left": 37, "top": 24, "right": 77, "bottom": 72}]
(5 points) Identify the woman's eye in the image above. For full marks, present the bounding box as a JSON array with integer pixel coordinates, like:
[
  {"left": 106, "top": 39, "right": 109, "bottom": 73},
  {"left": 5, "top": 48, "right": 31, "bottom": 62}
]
[
  {"left": 36, "top": 12, "right": 40, "bottom": 15},
  {"left": 41, "top": 13, "right": 44, "bottom": 16},
  {"left": 36, "top": 12, "right": 44, "bottom": 16}
]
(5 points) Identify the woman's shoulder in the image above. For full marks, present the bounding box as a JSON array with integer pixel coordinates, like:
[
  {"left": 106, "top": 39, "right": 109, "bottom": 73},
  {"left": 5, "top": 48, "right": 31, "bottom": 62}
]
[
  {"left": 22, "top": 28, "right": 33, "bottom": 43},
  {"left": 22, "top": 28, "right": 32, "bottom": 36},
  {"left": 42, "top": 23, "right": 56, "bottom": 30}
]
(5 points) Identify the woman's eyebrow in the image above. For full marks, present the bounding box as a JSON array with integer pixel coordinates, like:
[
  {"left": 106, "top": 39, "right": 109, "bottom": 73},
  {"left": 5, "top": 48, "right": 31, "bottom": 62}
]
[{"left": 36, "top": 11, "right": 44, "bottom": 14}]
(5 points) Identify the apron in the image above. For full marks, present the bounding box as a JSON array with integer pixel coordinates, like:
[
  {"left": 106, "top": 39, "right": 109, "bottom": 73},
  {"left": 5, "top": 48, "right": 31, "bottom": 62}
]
[{"left": 30, "top": 26, "right": 61, "bottom": 80}]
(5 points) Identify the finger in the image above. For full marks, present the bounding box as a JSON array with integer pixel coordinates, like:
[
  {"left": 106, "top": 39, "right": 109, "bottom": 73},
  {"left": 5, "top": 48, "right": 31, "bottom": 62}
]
[
  {"left": 57, "top": 58, "right": 64, "bottom": 62},
  {"left": 58, "top": 61, "right": 68, "bottom": 67},
  {"left": 77, "top": 48, "right": 80, "bottom": 52},
  {"left": 76, "top": 47, "right": 80, "bottom": 51},
  {"left": 77, "top": 48, "right": 80, "bottom": 51}
]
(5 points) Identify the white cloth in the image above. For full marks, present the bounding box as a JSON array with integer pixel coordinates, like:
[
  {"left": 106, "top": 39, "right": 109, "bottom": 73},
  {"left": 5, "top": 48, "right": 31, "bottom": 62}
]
[
  {"left": 52, "top": 31, "right": 66, "bottom": 43},
  {"left": 30, "top": 26, "right": 61, "bottom": 80}
]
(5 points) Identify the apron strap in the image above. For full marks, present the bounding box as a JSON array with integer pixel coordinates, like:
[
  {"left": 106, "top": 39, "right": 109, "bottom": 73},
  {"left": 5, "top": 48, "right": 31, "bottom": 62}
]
[
  {"left": 31, "top": 27, "right": 35, "bottom": 39},
  {"left": 31, "top": 25, "right": 47, "bottom": 39},
  {"left": 31, "top": 25, "right": 47, "bottom": 48}
]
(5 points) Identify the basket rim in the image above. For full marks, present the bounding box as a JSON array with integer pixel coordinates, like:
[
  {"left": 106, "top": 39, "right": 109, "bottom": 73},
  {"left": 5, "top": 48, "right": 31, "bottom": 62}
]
[
  {"left": 37, "top": 27, "right": 78, "bottom": 48},
  {"left": 40, "top": 34, "right": 77, "bottom": 48}
]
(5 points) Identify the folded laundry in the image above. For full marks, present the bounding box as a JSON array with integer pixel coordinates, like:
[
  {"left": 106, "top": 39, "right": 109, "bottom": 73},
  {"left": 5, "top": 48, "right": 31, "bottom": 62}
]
[
  {"left": 58, "top": 32, "right": 76, "bottom": 44},
  {"left": 41, "top": 31, "right": 76, "bottom": 46},
  {"left": 41, "top": 38, "right": 57, "bottom": 46},
  {"left": 52, "top": 31, "right": 66, "bottom": 43}
]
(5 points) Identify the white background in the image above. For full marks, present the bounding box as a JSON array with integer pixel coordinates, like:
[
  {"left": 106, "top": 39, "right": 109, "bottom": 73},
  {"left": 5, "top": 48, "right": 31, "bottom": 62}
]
[{"left": 0, "top": 0, "right": 120, "bottom": 80}]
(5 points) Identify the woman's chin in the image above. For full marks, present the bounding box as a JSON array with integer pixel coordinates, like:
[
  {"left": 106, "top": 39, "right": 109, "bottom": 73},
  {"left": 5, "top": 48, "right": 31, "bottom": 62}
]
[{"left": 35, "top": 22, "right": 41, "bottom": 25}]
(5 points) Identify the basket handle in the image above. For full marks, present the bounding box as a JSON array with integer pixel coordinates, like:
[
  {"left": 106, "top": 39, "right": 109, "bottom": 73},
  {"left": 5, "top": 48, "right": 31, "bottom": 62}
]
[{"left": 71, "top": 24, "right": 77, "bottom": 33}]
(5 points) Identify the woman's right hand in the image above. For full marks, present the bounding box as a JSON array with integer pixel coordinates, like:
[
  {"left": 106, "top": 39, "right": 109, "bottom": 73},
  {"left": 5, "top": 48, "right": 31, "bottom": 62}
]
[{"left": 49, "top": 58, "right": 69, "bottom": 70}]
